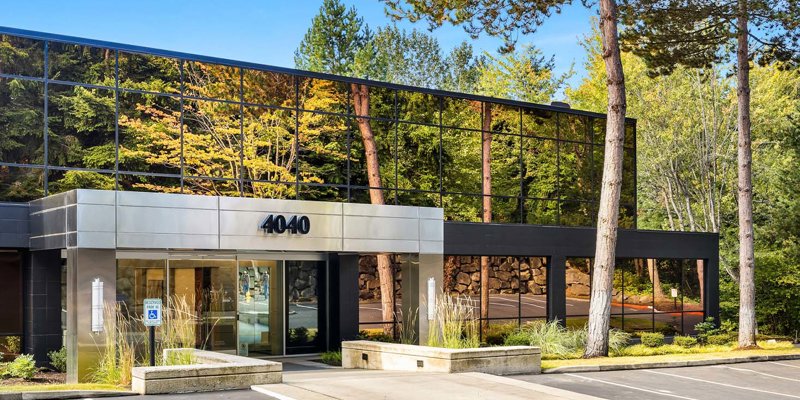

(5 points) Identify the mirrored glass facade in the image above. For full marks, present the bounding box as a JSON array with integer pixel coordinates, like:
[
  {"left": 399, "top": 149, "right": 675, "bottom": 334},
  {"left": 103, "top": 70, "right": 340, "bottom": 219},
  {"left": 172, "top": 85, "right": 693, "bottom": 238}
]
[
  {"left": 565, "top": 258, "right": 706, "bottom": 335},
  {"left": 0, "top": 33, "right": 636, "bottom": 228}
]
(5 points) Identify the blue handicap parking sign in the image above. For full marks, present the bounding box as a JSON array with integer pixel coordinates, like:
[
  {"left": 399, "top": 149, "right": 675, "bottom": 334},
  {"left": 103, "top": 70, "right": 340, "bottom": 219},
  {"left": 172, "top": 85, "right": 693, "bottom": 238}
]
[{"left": 143, "top": 298, "right": 162, "bottom": 326}]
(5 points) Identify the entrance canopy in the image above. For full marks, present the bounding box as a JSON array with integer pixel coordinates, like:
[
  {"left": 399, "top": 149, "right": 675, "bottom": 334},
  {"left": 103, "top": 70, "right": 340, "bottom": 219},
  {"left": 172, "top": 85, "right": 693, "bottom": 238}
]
[{"left": 29, "top": 189, "right": 444, "bottom": 254}]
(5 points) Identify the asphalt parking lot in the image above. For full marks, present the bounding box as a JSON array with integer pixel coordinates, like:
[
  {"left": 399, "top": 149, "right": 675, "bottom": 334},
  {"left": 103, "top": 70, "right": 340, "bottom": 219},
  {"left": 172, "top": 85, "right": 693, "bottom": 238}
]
[{"left": 516, "top": 359, "right": 800, "bottom": 399}]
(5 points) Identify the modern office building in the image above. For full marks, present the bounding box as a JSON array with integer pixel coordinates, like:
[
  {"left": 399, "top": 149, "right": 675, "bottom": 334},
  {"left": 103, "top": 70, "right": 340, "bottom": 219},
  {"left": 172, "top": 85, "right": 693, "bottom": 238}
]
[{"left": 0, "top": 27, "right": 718, "bottom": 382}]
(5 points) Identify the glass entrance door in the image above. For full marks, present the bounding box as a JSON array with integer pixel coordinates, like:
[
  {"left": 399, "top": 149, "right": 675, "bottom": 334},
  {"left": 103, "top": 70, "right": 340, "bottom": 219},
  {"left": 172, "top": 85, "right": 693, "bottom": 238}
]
[
  {"left": 285, "top": 260, "right": 326, "bottom": 354},
  {"left": 168, "top": 259, "right": 237, "bottom": 352},
  {"left": 237, "top": 260, "right": 282, "bottom": 356}
]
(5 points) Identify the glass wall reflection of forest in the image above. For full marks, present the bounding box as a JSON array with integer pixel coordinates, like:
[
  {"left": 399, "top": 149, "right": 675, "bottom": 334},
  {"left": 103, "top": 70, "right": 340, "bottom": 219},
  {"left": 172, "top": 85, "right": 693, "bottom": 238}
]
[
  {"left": 565, "top": 258, "right": 705, "bottom": 335},
  {"left": 0, "top": 34, "right": 635, "bottom": 227}
]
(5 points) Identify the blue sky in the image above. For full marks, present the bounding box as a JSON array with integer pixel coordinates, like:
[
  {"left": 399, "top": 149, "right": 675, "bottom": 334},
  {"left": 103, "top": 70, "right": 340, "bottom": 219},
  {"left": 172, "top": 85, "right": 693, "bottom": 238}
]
[{"left": 0, "top": 1, "right": 596, "bottom": 97}]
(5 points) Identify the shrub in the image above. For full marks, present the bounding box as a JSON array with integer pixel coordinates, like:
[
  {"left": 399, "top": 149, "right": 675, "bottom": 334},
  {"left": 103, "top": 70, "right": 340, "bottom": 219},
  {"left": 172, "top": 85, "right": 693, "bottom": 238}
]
[
  {"left": 485, "top": 322, "right": 518, "bottom": 346},
  {"left": 1, "top": 336, "right": 21, "bottom": 354},
  {"left": 609, "top": 329, "right": 632, "bottom": 355},
  {"left": 618, "top": 344, "right": 686, "bottom": 356},
  {"left": 426, "top": 293, "right": 479, "bottom": 349},
  {"left": 707, "top": 334, "right": 733, "bottom": 346},
  {"left": 504, "top": 320, "right": 579, "bottom": 359},
  {"left": 694, "top": 316, "right": 718, "bottom": 344},
  {"left": 719, "top": 320, "right": 738, "bottom": 334},
  {"left": 320, "top": 351, "right": 342, "bottom": 366},
  {"left": 357, "top": 330, "right": 394, "bottom": 343},
  {"left": 91, "top": 303, "right": 136, "bottom": 386},
  {"left": 288, "top": 327, "right": 309, "bottom": 346},
  {"left": 48, "top": 347, "right": 67, "bottom": 372},
  {"left": 7, "top": 354, "right": 37, "bottom": 379},
  {"left": 640, "top": 332, "right": 665, "bottom": 347},
  {"left": 504, "top": 321, "right": 631, "bottom": 359},
  {"left": 673, "top": 336, "right": 698, "bottom": 348}
]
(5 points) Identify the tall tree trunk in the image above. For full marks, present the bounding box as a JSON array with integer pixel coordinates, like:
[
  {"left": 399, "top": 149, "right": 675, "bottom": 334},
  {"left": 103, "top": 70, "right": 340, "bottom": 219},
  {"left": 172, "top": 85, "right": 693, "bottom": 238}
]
[
  {"left": 696, "top": 259, "right": 705, "bottom": 306},
  {"left": 647, "top": 259, "right": 664, "bottom": 300},
  {"left": 734, "top": 4, "right": 757, "bottom": 349},
  {"left": 480, "top": 102, "right": 492, "bottom": 337},
  {"left": 352, "top": 83, "right": 395, "bottom": 336},
  {"left": 584, "top": 0, "right": 627, "bottom": 358}
]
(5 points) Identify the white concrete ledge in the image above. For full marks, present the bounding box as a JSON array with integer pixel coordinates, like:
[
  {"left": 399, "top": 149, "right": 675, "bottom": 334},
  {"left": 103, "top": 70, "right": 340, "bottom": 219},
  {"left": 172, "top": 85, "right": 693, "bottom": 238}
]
[
  {"left": 131, "top": 349, "right": 282, "bottom": 394},
  {"left": 342, "top": 340, "right": 541, "bottom": 375}
]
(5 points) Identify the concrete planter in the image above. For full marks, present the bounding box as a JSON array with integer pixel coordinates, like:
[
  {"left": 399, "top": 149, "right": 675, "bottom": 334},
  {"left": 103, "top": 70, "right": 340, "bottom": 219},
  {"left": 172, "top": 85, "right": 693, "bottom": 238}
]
[
  {"left": 342, "top": 340, "right": 541, "bottom": 375},
  {"left": 131, "top": 349, "right": 281, "bottom": 394}
]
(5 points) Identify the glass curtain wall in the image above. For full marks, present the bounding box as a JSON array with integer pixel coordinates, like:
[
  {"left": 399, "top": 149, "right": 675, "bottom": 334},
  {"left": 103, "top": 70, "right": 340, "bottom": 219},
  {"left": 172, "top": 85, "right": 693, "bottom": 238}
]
[
  {"left": 443, "top": 255, "right": 548, "bottom": 344},
  {"left": 564, "top": 258, "right": 706, "bottom": 335},
  {"left": 357, "top": 254, "right": 403, "bottom": 339},
  {"left": 0, "top": 32, "right": 636, "bottom": 229}
]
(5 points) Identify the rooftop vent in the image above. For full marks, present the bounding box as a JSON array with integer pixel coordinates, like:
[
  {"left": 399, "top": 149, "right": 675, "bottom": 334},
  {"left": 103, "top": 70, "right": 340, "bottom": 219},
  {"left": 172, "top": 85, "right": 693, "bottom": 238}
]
[{"left": 550, "top": 101, "right": 571, "bottom": 109}]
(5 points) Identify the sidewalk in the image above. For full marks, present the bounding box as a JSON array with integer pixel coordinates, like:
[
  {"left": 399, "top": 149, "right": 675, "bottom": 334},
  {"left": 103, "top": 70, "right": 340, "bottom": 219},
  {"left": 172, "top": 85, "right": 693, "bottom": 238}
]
[{"left": 252, "top": 367, "right": 602, "bottom": 400}]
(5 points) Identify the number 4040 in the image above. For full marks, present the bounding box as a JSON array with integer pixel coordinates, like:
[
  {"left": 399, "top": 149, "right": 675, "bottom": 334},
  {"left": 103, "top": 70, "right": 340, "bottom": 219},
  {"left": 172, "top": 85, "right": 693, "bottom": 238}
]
[{"left": 260, "top": 215, "right": 311, "bottom": 234}]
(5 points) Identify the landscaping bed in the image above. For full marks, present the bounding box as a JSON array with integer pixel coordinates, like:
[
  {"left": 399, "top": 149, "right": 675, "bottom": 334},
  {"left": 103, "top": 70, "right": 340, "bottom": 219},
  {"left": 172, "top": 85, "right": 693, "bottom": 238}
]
[
  {"left": 0, "top": 370, "right": 65, "bottom": 387},
  {"left": 0, "top": 383, "right": 125, "bottom": 393},
  {"left": 541, "top": 345, "right": 800, "bottom": 372}
]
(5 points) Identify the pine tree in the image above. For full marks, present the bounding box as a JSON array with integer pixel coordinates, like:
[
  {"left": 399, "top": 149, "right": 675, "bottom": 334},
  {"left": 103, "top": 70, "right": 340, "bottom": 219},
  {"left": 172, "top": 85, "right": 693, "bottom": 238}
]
[
  {"left": 383, "top": 0, "right": 629, "bottom": 357},
  {"left": 619, "top": 0, "right": 800, "bottom": 349}
]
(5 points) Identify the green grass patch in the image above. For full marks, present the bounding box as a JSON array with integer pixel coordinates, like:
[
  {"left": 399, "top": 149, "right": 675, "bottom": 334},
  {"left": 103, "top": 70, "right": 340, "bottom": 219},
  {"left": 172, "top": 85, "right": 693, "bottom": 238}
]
[
  {"left": 0, "top": 383, "right": 125, "bottom": 393},
  {"left": 320, "top": 351, "right": 342, "bottom": 366},
  {"left": 542, "top": 341, "right": 800, "bottom": 371}
]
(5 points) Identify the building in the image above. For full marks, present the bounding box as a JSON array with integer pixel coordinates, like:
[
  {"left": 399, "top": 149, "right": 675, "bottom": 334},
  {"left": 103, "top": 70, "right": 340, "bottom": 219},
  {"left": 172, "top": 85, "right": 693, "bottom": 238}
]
[{"left": 0, "top": 27, "right": 718, "bottom": 382}]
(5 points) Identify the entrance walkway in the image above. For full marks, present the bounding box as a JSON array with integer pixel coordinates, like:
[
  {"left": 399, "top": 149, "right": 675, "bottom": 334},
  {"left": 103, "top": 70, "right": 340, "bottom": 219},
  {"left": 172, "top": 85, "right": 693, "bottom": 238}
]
[{"left": 252, "top": 364, "right": 600, "bottom": 400}]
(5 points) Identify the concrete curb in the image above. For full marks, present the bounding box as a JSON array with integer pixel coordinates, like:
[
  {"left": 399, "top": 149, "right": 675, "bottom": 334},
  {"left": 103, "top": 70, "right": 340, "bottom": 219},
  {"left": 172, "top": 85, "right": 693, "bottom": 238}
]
[
  {"left": 0, "top": 390, "right": 136, "bottom": 400},
  {"left": 543, "top": 353, "right": 800, "bottom": 374}
]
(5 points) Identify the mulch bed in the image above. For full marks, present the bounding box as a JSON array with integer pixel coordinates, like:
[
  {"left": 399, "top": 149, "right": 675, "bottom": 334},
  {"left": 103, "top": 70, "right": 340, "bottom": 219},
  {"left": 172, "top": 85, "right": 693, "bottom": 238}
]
[{"left": 1, "top": 370, "right": 65, "bottom": 386}]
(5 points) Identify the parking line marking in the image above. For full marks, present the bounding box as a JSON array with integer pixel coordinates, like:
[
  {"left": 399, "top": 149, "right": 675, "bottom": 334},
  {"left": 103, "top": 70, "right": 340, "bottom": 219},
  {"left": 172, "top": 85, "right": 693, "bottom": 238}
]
[
  {"left": 717, "top": 365, "right": 800, "bottom": 382},
  {"left": 564, "top": 373, "right": 699, "bottom": 399},
  {"left": 643, "top": 369, "right": 800, "bottom": 398},
  {"left": 251, "top": 385, "right": 298, "bottom": 400},
  {"left": 772, "top": 361, "right": 800, "bottom": 369}
]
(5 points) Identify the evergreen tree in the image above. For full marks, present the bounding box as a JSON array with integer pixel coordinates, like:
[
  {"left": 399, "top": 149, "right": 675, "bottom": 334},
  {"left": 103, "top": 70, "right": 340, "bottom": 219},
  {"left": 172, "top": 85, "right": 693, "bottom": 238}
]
[
  {"left": 619, "top": 0, "right": 800, "bottom": 348},
  {"left": 383, "top": 0, "right": 630, "bottom": 358},
  {"left": 295, "top": 0, "right": 397, "bottom": 336},
  {"left": 294, "top": 0, "right": 370, "bottom": 76}
]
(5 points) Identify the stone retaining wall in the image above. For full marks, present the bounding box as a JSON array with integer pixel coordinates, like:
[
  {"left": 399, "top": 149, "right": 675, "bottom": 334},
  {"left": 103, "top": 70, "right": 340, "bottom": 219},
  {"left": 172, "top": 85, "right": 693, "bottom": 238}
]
[
  {"left": 358, "top": 255, "right": 403, "bottom": 301},
  {"left": 444, "top": 256, "right": 548, "bottom": 296}
]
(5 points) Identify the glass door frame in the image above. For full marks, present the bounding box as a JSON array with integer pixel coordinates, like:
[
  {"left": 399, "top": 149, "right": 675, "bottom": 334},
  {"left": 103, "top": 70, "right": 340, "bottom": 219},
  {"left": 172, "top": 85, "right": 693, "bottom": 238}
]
[
  {"left": 116, "top": 250, "right": 329, "bottom": 357},
  {"left": 236, "top": 252, "right": 327, "bottom": 356},
  {"left": 284, "top": 259, "right": 327, "bottom": 355}
]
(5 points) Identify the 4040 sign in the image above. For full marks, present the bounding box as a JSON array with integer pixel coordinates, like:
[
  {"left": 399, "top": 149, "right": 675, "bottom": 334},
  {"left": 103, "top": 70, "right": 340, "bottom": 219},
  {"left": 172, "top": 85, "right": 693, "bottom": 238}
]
[{"left": 260, "top": 214, "right": 311, "bottom": 235}]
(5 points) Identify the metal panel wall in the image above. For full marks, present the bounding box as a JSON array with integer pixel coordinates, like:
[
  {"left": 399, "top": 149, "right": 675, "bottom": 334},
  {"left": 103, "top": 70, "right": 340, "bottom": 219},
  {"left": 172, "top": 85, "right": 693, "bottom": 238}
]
[
  {"left": 219, "top": 197, "right": 343, "bottom": 252},
  {"left": 30, "top": 190, "right": 445, "bottom": 255},
  {"left": 64, "top": 248, "right": 116, "bottom": 383},
  {"left": 0, "top": 203, "right": 30, "bottom": 248}
]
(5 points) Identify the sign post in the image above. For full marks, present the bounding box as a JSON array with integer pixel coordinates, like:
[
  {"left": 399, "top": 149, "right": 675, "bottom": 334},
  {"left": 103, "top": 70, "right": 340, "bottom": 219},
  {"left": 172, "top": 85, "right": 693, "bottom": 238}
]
[
  {"left": 671, "top": 288, "right": 679, "bottom": 311},
  {"left": 143, "top": 298, "right": 163, "bottom": 367}
]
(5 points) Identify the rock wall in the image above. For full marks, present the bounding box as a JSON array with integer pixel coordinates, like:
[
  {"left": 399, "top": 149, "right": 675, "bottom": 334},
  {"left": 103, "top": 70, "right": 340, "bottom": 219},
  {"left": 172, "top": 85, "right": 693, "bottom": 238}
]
[
  {"left": 444, "top": 256, "right": 547, "bottom": 296},
  {"left": 565, "top": 262, "right": 591, "bottom": 300},
  {"left": 287, "top": 263, "right": 318, "bottom": 302},
  {"left": 358, "top": 255, "right": 403, "bottom": 302}
]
